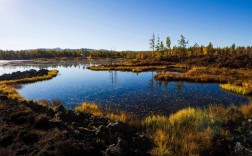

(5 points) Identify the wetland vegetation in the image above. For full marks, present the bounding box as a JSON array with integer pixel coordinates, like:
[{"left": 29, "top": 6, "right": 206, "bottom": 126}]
[{"left": 1, "top": 36, "right": 252, "bottom": 156}]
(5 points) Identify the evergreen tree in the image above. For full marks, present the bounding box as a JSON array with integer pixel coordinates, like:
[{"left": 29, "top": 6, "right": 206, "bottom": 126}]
[
  {"left": 178, "top": 35, "right": 188, "bottom": 48},
  {"left": 155, "top": 34, "right": 160, "bottom": 51},
  {"left": 166, "top": 36, "right": 171, "bottom": 50},
  {"left": 160, "top": 41, "right": 164, "bottom": 51},
  {"left": 149, "top": 33, "right": 155, "bottom": 52}
]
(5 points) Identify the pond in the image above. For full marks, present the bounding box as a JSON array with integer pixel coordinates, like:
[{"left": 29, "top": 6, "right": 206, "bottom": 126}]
[{"left": 0, "top": 60, "right": 249, "bottom": 117}]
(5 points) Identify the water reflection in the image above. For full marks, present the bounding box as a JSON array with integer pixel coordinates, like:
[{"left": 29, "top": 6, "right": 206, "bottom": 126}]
[{"left": 0, "top": 60, "right": 249, "bottom": 118}]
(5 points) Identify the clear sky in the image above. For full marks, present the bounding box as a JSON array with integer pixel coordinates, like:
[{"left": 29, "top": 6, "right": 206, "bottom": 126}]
[{"left": 0, "top": 0, "right": 252, "bottom": 51}]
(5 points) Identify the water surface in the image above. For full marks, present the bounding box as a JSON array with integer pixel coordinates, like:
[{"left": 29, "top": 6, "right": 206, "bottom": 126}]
[{"left": 0, "top": 60, "right": 249, "bottom": 117}]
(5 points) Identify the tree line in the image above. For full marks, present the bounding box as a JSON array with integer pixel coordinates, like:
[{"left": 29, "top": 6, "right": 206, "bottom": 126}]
[
  {"left": 0, "top": 34, "right": 251, "bottom": 61},
  {"left": 0, "top": 49, "right": 140, "bottom": 60},
  {"left": 148, "top": 33, "right": 252, "bottom": 59}
]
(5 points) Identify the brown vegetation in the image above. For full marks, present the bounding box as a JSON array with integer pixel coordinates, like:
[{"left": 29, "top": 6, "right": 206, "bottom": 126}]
[{"left": 155, "top": 67, "right": 252, "bottom": 95}]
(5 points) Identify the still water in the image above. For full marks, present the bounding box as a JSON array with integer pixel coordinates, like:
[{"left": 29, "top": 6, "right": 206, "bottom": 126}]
[{"left": 0, "top": 60, "right": 249, "bottom": 117}]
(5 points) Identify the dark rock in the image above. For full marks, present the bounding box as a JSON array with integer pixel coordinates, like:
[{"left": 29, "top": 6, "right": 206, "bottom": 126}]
[
  {"left": 0, "top": 96, "right": 8, "bottom": 101},
  {"left": 0, "top": 135, "right": 13, "bottom": 147},
  {"left": 18, "top": 130, "right": 39, "bottom": 144},
  {"left": 105, "top": 139, "right": 129, "bottom": 156},
  {"left": 55, "top": 139, "right": 85, "bottom": 155},
  {"left": 55, "top": 112, "right": 66, "bottom": 120},
  {"left": 88, "top": 121, "right": 105, "bottom": 128},
  {"left": 46, "top": 108, "right": 55, "bottom": 117},
  {"left": 117, "top": 139, "right": 128, "bottom": 149},
  {"left": 14, "top": 116, "right": 28, "bottom": 124},
  {"left": 49, "top": 119, "right": 66, "bottom": 129},
  {"left": 78, "top": 127, "right": 96, "bottom": 134},
  {"left": 53, "top": 105, "right": 66, "bottom": 114},
  {"left": 34, "top": 116, "right": 51, "bottom": 130},
  {"left": 98, "top": 125, "right": 107, "bottom": 131},
  {"left": 10, "top": 111, "right": 31, "bottom": 124},
  {"left": 65, "top": 110, "right": 76, "bottom": 122},
  {"left": 106, "top": 122, "right": 130, "bottom": 134},
  {"left": 16, "top": 147, "right": 28, "bottom": 155},
  {"left": 76, "top": 112, "right": 91, "bottom": 121}
]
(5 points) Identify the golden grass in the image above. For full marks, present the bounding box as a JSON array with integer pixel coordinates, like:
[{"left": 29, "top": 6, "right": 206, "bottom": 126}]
[
  {"left": 0, "top": 83, "right": 24, "bottom": 100},
  {"left": 74, "top": 102, "right": 252, "bottom": 155},
  {"left": 0, "top": 70, "right": 58, "bottom": 85},
  {"left": 155, "top": 67, "right": 252, "bottom": 83},
  {"left": 75, "top": 102, "right": 103, "bottom": 116},
  {"left": 155, "top": 67, "right": 252, "bottom": 95},
  {"left": 0, "top": 70, "right": 58, "bottom": 100},
  {"left": 89, "top": 65, "right": 168, "bottom": 72},
  {"left": 239, "top": 103, "right": 252, "bottom": 118},
  {"left": 142, "top": 106, "right": 231, "bottom": 155},
  {"left": 220, "top": 84, "right": 252, "bottom": 95},
  {"left": 75, "top": 103, "right": 139, "bottom": 125}
]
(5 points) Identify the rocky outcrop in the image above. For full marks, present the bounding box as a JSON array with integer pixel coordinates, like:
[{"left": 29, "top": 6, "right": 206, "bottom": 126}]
[
  {"left": 0, "top": 69, "right": 49, "bottom": 80},
  {"left": 0, "top": 96, "right": 151, "bottom": 156}
]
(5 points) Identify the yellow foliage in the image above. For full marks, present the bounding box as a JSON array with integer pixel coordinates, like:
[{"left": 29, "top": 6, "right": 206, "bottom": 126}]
[
  {"left": 220, "top": 84, "right": 252, "bottom": 95},
  {"left": 75, "top": 103, "right": 103, "bottom": 116},
  {"left": 0, "top": 69, "right": 58, "bottom": 100},
  {"left": 240, "top": 103, "right": 252, "bottom": 118},
  {"left": 0, "top": 83, "right": 24, "bottom": 100}
]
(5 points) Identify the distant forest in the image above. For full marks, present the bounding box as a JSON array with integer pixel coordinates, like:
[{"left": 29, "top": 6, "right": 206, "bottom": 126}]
[{"left": 1, "top": 34, "right": 251, "bottom": 68}]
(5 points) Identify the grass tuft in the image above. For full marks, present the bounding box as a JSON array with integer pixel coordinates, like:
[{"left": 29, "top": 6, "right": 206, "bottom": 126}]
[
  {"left": 220, "top": 84, "right": 252, "bottom": 95},
  {"left": 75, "top": 103, "right": 103, "bottom": 116}
]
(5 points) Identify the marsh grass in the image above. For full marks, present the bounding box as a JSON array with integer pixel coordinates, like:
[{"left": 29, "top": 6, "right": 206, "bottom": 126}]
[
  {"left": 75, "top": 102, "right": 138, "bottom": 125},
  {"left": 155, "top": 67, "right": 252, "bottom": 83},
  {"left": 75, "top": 103, "right": 103, "bottom": 116},
  {"left": 0, "top": 70, "right": 58, "bottom": 85},
  {"left": 0, "top": 83, "right": 24, "bottom": 100},
  {"left": 0, "top": 70, "right": 58, "bottom": 100},
  {"left": 89, "top": 65, "right": 168, "bottom": 72},
  {"left": 239, "top": 103, "right": 252, "bottom": 119},
  {"left": 155, "top": 67, "right": 252, "bottom": 95},
  {"left": 220, "top": 84, "right": 252, "bottom": 95},
  {"left": 75, "top": 102, "right": 252, "bottom": 155},
  {"left": 142, "top": 104, "right": 252, "bottom": 156}
]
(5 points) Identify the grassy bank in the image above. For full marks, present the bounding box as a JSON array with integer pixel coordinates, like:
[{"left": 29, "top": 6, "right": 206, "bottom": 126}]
[
  {"left": 155, "top": 67, "right": 252, "bottom": 95},
  {"left": 75, "top": 102, "right": 252, "bottom": 155},
  {"left": 220, "top": 84, "right": 252, "bottom": 95},
  {"left": 75, "top": 102, "right": 138, "bottom": 125},
  {"left": 0, "top": 70, "right": 58, "bottom": 100},
  {"left": 88, "top": 65, "right": 169, "bottom": 72}
]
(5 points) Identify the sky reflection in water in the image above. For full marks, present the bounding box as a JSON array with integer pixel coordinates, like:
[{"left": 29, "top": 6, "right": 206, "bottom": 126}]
[{"left": 0, "top": 61, "right": 249, "bottom": 117}]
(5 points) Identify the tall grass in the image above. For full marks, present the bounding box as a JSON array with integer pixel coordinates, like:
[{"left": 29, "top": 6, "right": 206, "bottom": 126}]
[
  {"left": 0, "top": 84, "right": 24, "bottom": 100},
  {"left": 220, "top": 84, "right": 252, "bottom": 95},
  {"left": 75, "top": 103, "right": 138, "bottom": 125},
  {"left": 75, "top": 102, "right": 252, "bottom": 155},
  {"left": 75, "top": 103, "right": 103, "bottom": 116},
  {"left": 142, "top": 103, "right": 252, "bottom": 155}
]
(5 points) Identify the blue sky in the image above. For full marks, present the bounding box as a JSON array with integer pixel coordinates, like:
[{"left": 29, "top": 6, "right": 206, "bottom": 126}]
[{"left": 0, "top": 0, "right": 251, "bottom": 51}]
